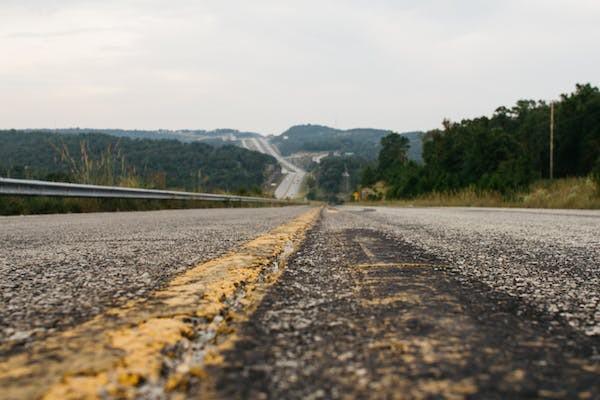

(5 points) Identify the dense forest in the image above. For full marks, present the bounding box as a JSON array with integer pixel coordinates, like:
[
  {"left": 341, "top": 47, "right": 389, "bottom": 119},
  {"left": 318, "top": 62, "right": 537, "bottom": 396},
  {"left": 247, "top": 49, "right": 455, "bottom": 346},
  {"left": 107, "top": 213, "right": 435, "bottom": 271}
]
[
  {"left": 363, "top": 84, "right": 600, "bottom": 198},
  {"left": 271, "top": 124, "right": 423, "bottom": 161},
  {"left": 0, "top": 131, "right": 278, "bottom": 194}
]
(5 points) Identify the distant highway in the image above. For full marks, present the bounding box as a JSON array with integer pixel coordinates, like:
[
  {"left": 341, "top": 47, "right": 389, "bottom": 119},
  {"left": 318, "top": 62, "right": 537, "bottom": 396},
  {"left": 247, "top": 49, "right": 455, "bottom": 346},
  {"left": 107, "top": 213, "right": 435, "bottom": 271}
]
[{"left": 242, "top": 137, "right": 306, "bottom": 199}]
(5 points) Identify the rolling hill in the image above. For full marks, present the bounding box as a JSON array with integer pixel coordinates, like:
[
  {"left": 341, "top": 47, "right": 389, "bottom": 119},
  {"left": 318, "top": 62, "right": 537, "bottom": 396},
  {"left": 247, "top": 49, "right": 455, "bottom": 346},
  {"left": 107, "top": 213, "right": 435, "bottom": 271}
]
[{"left": 270, "top": 124, "right": 423, "bottom": 162}]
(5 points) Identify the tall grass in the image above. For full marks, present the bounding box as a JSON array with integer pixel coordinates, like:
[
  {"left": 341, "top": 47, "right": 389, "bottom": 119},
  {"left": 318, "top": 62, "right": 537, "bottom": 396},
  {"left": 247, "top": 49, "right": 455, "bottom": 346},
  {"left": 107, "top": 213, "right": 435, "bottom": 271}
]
[
  {"left": 49, "top": 139, "right": 141, "bottom": 187},
  {"left": 355, "top": 177, "right": 600, "bottom": 209},
  {"left": 519, "top": 177, "right": 600, "bottom": 209}
]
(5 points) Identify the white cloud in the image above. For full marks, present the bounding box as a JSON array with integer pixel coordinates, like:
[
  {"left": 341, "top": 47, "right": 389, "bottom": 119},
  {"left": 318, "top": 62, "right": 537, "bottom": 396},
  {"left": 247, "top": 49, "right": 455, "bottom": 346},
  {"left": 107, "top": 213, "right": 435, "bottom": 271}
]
[{"left": 0, "top": 0, "right": 599, "bottom": 133}]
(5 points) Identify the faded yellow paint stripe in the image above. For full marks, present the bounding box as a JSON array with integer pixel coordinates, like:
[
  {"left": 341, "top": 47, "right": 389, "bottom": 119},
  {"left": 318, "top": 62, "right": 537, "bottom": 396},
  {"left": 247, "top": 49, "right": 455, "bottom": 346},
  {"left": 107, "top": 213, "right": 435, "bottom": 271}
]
[
  {"left": 0, "top": 207, "right": 320, "bottom": 400},
  {"left": 355, "top": 262, "right": 439, "bottom": 269}
]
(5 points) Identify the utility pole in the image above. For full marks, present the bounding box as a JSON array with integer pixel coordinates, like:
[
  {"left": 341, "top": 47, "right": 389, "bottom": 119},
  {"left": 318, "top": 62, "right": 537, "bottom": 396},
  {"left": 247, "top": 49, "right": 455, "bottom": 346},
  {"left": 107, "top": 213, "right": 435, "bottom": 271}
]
[
  {"left": 550, "top": 102, "right": 555, "bottom": 180},
  {"left": 342, "top": 164, "right": 351, "bottom": 194}
]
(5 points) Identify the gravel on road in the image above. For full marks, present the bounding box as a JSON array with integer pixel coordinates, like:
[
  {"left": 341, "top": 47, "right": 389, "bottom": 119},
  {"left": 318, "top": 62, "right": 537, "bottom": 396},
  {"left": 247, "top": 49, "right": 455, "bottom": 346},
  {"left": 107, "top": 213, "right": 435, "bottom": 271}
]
[{"left": 0, "top": 206, "right": 309, "bottom": 349}]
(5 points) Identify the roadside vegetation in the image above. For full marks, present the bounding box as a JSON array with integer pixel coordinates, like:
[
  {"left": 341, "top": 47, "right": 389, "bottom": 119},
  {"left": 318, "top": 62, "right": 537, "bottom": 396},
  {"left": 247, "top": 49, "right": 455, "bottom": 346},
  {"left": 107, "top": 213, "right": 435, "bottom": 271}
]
[
  {"left": 356, "top": 177, "right": 600, "bottom": 209},
  {"left": 0, "top": 130, "right": 277, "bottom": 193},
  {"left": 358, "top": 83, "right": 600, "bottom": 209},
  {"left": 0, "top": 131, "right": 281, "bottom": 215}
]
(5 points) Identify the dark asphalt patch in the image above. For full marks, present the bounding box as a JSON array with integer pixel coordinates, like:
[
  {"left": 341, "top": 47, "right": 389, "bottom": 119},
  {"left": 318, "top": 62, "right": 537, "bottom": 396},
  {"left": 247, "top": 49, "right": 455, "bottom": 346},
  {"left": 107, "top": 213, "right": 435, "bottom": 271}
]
[{"left": 195, "top": 223, "right": 600, "bottom": 399}]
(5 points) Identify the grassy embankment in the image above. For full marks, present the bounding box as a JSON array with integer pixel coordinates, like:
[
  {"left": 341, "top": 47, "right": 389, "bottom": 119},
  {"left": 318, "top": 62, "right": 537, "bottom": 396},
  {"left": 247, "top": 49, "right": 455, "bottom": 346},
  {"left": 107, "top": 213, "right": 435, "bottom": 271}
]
[{"left": 355, "top": 177, "right": 600, "bottom": 209}]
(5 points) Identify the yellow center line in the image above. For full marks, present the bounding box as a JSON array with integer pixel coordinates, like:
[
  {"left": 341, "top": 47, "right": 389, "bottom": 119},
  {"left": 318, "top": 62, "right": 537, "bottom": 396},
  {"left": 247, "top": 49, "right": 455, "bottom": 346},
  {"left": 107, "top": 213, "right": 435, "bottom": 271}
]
[
  {"left": 0, "top": 207, "right": 320, "bottom": 400},
  {"left": 355, "top": 262, "right": 440, "bottom": 269}
]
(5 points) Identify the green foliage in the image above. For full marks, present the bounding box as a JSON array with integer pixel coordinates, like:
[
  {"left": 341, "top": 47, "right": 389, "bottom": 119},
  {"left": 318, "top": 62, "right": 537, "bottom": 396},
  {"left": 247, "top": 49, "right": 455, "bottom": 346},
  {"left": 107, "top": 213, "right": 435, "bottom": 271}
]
[
  {"left": 369, "top": 84, "right": 600, "bottom": 199},
  {"left": 305, "top": 175, "right": 318, "bottom": 200},
  {"left": 377, "top": 133, "right": 410, "bottom": 179},
  {"left": 360, "top": 165, "right": 378, "bottom": 187},
  {"left": 0, "top": 130, "right": 277, "bottom": 193}
]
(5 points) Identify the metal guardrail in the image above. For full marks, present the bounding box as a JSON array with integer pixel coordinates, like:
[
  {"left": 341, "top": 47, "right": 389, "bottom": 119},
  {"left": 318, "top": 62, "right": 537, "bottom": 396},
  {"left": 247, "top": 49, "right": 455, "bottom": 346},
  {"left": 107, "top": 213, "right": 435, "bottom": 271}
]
[{"left": 0, "top": 177, "right": 293, "bottom": 204}]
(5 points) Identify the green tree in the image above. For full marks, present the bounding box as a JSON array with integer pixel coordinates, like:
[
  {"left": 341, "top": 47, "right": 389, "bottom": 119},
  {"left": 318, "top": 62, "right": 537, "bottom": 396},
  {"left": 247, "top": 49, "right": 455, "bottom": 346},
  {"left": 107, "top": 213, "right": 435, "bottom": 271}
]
[
  {"left": 377, "top": 133, "right": 409, "bottom": 179},
  {"left": 362, "top": 83, "right": 600, "bottom": 199},
  {"left": 360, "top": 164, "right": 378, "bottom": 186}
]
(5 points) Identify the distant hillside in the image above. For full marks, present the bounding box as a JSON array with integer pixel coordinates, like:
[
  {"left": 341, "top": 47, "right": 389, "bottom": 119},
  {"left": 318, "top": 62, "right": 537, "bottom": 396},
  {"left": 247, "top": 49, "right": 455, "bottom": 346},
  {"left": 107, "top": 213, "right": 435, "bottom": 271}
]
[
  {"left": 271, "top": 124, "right": 423, "bottom": 162},
  {"left": 19, "top": 128, "right": 262, "bottom": 144},
  {"left": 0, "top": 130, "right": 277, "bottom": 193},
  {"left": 23, "top": 126, "right": 425, "bottom": 161}
]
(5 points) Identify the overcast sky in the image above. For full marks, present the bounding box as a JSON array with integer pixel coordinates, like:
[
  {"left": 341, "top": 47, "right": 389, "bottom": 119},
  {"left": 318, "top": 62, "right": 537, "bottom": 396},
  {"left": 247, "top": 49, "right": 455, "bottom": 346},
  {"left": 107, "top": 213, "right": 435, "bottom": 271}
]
[{"left": 1, "top": 0, "right": 599, "bottom": 135}]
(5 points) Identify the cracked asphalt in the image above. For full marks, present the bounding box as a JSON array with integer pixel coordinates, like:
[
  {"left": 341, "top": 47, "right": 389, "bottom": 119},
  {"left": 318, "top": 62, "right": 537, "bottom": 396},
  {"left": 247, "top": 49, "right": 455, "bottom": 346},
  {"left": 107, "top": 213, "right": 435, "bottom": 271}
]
[{"left": 0, "top": 206, "right": 308, "bottom": 350}]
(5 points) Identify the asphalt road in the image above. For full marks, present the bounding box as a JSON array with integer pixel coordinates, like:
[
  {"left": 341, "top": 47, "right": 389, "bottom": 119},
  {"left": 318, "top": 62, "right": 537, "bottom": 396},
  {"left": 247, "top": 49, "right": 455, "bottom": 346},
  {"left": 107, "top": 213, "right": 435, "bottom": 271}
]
[
  {"left": 1, "top": 205, "right": 598, "bottom": 399},
  {"left": 0, "top": 206, "right": 309, "bottom": 350},
  {"left": 339, "top": 206, "right": 600, "bottom": 336},
  {"left": 204, "top": 206, "right": 600, "bottom": 399},
  {"left": 246, "top": 137, "right": 306, "bottom": 199}
]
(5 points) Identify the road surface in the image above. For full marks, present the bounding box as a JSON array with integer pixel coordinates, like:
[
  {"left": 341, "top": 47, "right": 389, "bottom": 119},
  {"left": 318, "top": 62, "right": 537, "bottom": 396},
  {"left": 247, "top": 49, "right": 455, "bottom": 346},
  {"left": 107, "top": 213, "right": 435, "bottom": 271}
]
[
  {"left": 203, "top": 206, "right": 600, "bottom": 399},
  {"left": 1, "top": 206, "right": 598, "bottom": 399},
  {"left": 0, "top": 206, "right": 309, "bottom": 347},
  {"left": 242, "top": 137, "right": 306, "bottom": 199}
]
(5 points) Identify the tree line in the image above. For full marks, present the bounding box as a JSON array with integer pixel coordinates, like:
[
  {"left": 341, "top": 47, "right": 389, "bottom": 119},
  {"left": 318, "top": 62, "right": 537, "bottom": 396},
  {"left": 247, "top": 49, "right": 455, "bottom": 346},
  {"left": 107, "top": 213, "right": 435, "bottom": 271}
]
[
  {"left": 0, "top": 131, "right": 278, "bottom": 194},
  {"left": 363, "top": 83, "right": 600, "bottom": 198}
]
